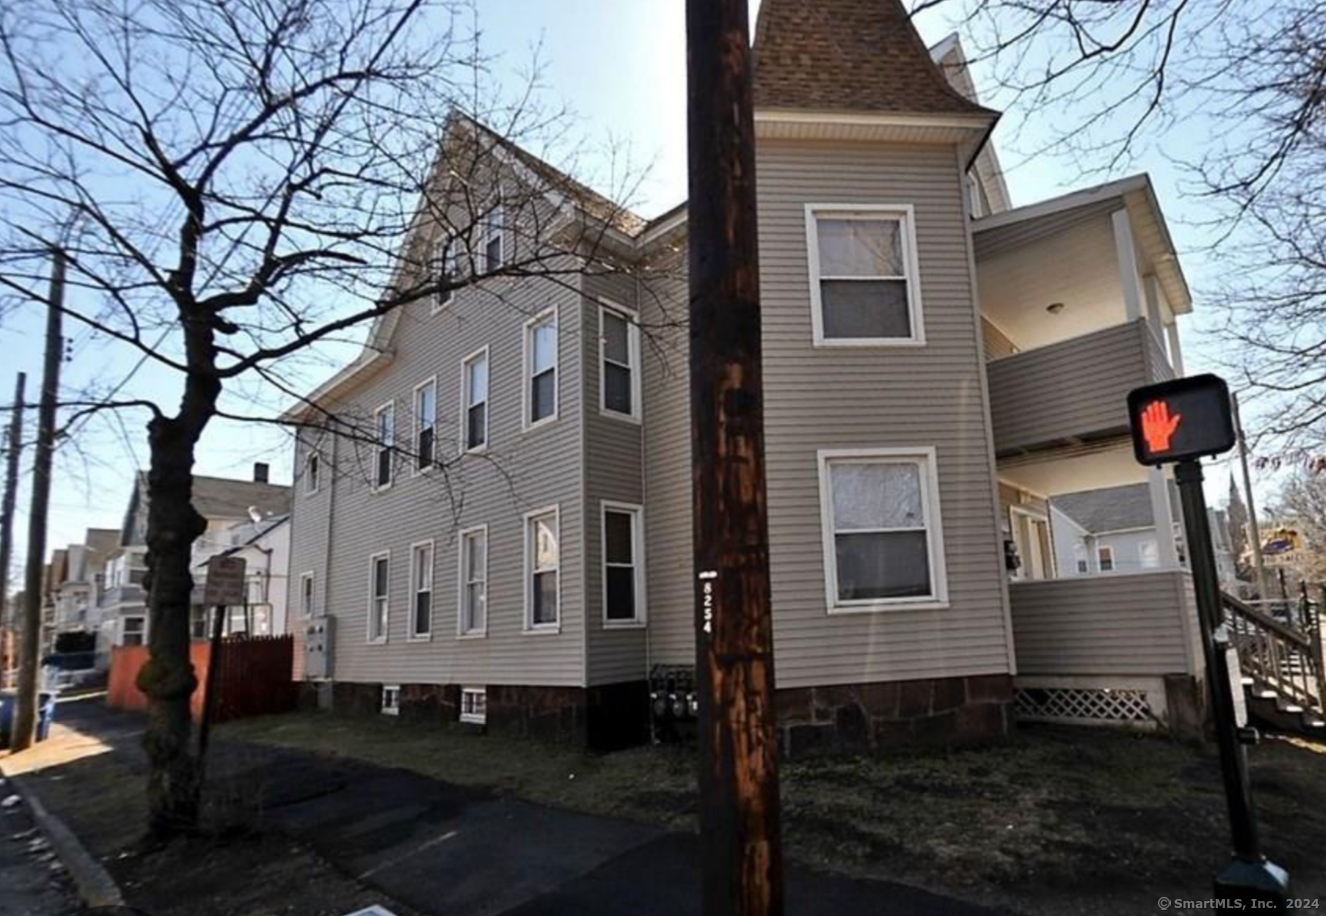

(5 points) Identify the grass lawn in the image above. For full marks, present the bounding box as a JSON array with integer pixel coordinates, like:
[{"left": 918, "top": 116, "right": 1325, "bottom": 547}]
[{"left": 224, "top": 711, "right": 1326, "bottom": 915}]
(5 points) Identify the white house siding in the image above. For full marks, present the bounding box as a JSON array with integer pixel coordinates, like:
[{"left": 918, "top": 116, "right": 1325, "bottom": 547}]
[
  {"left": 299, "top": 254, "right": 588, "bottom": 689},
  {"left": 581, "top": 269, "right": 649, "bottom": 686}
]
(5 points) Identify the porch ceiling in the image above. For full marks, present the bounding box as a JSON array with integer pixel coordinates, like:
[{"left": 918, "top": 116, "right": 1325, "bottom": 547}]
[{"left": 998, "top": 441, "right": 1151, "bottom": 498}]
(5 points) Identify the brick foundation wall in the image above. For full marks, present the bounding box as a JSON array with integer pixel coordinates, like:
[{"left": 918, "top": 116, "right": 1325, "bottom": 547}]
[{"left": 776, "top": 674, "right": 1013, "bottom": 758}]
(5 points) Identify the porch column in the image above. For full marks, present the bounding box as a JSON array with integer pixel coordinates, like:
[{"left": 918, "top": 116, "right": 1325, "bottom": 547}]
[
  {"left": 1165, "top": 319, "right": 1186, "bottom": 376},
  {"left": 1148, "top": 466, "right": 1181, "bottom": 568},
  {"left": 1113, "top": 208, "right": 1145, "bottom": 322}
]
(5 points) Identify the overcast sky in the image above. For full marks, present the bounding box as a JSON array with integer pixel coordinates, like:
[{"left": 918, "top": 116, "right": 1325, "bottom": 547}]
[{"left": 1, "top": 0, "right": 1245, "bottom": 563}]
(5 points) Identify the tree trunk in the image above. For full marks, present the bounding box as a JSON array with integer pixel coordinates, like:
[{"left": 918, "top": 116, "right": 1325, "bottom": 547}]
[{"left": 137, "top": 413, "right": 209, "bottom": 837}]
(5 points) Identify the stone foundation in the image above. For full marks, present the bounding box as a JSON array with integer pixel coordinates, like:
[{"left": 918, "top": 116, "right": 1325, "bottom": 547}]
[
  {"left": 776, "top": 674, "right": 1013, "bottom": 758},
  {"left": 323, "top": 679, "right": 648, "bottom": 751}
]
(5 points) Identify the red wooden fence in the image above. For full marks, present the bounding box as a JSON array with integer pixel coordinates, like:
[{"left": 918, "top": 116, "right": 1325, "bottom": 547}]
[{"left": 108, "top": 635, "right": 295, "bottom": 724}]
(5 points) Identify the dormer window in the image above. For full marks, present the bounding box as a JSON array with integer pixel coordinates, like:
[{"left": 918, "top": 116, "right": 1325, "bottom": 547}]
[{"left": 805, "top": 204, "right": 924, "bottom": 346}]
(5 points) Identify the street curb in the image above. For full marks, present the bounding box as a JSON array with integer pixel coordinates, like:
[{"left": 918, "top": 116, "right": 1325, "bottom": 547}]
[{"left": 1, "top": 767, "right": 126, "bottom": 909}]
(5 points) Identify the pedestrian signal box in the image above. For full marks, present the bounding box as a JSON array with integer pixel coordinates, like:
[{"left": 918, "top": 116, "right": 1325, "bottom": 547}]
[{"left": 1127, "top": 374, "right": 1236, "bottom": 466}]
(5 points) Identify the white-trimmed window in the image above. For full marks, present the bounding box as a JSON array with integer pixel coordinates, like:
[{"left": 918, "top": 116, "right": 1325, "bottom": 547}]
[
  {"left": 1098, "top": 545, "right": 1115, "bottom": 572},
  {"left": 459, "top": 525, "right": 487, "bottom": 637},
  {"left": 817, "top": 448, "right": 948, "bottom": 610},
  {"left": 602, "top": 502, "right": 645, "bottom": 626},
  {"left": 409, "top": 540, "right": 434, "bottom": 639},
  {"left": 304, "top": 449, "right": 320, "bottom": 495},
  {"left": 414, "top": 378, "right": 436, "bottom": 472},
  {"left": 1074, "top": 544, "right": 1089, "bottom": 575},
  {"left": 600, "top": 304, "right": 640, "bottom": 420},
  {"left": 299, "top": 571, "right": 315, "bottom": 618},
  {"left": 374, "top": 402, "right": 395, "bottom": 489},
  {"left": 483, "top": 207, "right": 505, "bottom": 272},
  {"left": 805, "top": 204, "right": 923, "bottom": 345},
  {"left": 462, "top": 348, "right": 489, "bottom": 452},
  {"left": 525, "top": 506, "right": 560, "bottom": 629},
  {"left": 524, "top": 308, "right": 558, "bottom": 427},
  {"left": 432, "top": 237, "right": 458, "bottom": 312},
  {"left": 1139, "top": 539, "right": 1160, "bottom": 569},
  {"left": 367, "top": 551, "right": 390, "bottom": 643},
  {"left": 460, "top": 686, "right": 487, "bottom": 724},
  {"left": 122, "top": 616, "right": 146, "bottom": 647},
  {"left": 382, "top": 685, "right": 400, "bottom": 716}
]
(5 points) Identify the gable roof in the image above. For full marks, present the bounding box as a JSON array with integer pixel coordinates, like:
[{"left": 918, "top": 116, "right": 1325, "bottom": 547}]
[
  {"left": 122, "top": 472, "right": 291, "bottom": 545},
  {"left": 1053, "top": 483, "right": 1180, "bottom": 535},
  {"left": 752, "top": 0, "right": 997, "bottom": 117}
]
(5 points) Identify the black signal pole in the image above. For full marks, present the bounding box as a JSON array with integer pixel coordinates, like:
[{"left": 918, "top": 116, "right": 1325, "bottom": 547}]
[
  {"left": 1174, "top": 459, "right": 1289, "bottom": 906},
  {"left": 686, "top": 1, "right": 785, "bottom": 915}
]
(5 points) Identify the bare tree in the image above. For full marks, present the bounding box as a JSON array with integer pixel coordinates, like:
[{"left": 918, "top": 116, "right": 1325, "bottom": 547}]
[
  {"left": 1269, "top": 468, "right": 1326, "bottom": 585},
  {"left": 0, "top": 0, "right": 645, "bottom": 836},
  {"left": 916, "top": 0, "right": 1326, "bottom": 451}
]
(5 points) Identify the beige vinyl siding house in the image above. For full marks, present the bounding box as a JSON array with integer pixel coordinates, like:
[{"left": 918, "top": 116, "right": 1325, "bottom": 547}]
[{"left": 286, "top": 0, "right": 1210, "bottom": 749}]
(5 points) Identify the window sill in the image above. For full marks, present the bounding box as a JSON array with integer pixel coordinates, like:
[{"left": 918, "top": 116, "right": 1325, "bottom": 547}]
[
  {"left": 812, "top": 337, "right": 927, "bottom": 349},
  {"left": 522, "top": 416, "right": 559, "bottom": 435},
  {"left": 457, "top": 630, "right": 488, "bottom": 641},
  {"left": 462, "top": 444, "right": 489, "bottom": 457},
  {"left": 603, "top": 619, "right": 647, "bottom": 630},
  {"left": 827, "top": 598, "right": 949, "bottom": 614},
  {"left": 523, "top": 623, "right": 561, "bottom": 635},
  {"left": 598, "top": 408, "right": 641, "bottom": 425},
  {"left": 407, "top": 633, "right": 433, "bottom": 643},
  {"left": 370, "top": 484, "right": 394, "bottom": 495},
  {"left": 366, "top": 636, "right": 388, "bottom": 645},
  {"left": 459, "top": 713, "right": 486, "bottom": 725}
]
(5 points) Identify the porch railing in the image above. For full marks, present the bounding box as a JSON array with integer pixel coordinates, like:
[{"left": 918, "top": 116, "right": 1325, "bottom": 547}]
[{"left": 1220, "top": 591, "right": 1325, "bottom": 716}]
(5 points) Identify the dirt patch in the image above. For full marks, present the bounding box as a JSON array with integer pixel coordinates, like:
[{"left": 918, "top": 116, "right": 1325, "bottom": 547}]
[{"left": 228, "top": 713, "right": 1326, "bottom": 916}]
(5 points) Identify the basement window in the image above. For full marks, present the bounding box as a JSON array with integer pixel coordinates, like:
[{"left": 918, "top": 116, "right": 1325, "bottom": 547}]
[
  {"left": 460, "top": 687, "right": 487, "bottom": 724},
  {"left": 382, "top": 684, "right": 401, "bottom": 716}
]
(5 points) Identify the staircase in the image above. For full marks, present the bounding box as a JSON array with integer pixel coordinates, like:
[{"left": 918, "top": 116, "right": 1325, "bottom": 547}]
[{"left": 1220, "top": 592, "right": 1326, "bottom": 735}]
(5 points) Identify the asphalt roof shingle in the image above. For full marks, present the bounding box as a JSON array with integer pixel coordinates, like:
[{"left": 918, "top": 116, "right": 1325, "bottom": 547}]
[
  {"left": 1053, "top": 483, "right": 1181, "bottom": 534},
  {"left": 752, "top": 0, "right": 997, "bottom": 117}
]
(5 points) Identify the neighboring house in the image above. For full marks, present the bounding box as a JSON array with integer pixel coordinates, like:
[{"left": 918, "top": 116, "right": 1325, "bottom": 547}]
[
  {"left": 190, "top": 512, "right": 291, "bottom": 640},
  {"left": 1049, "top": 483, "right": 1182, "bottom": 577},
  {"left": 50, "top": 528, "right": 120, "bottom": 641},
  {"left": 285, "top": 0, "right": 1207, "bottom": 747},
  {"left": 94, "top": 465, "right": 291, "bottom": 661}
]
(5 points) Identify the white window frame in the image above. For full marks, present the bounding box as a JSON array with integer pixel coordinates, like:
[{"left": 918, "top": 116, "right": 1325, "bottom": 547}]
[
  {"left": 373, "top": 401, "right": 395, "bottom": 491},
  {"left": 299, "top": 570, "right": 315, "bottom": 619},
  {"left": 523, "top": 504, "right": 561, "bottom": 632},
  {"left": 460, "top": 686, "right": 487, "bottom": 724},
  {"left": 483, "top": 207, "right": 505, "bottom": 272},
  {"left": 598, "top": 301, "right": 642, "bottom": 423},
  {"left": 408, "top": 539, "right": 434, "bottom": 641},
  {"left": 367, "top": 550, "right": 390, "bottom": 644},
  {"left": 381, "top": 684, "right": 401, "bottom": 716},
  {"left": 460, "top": 346, "right": 490, "bottom": 454},
  {"left": 457, "top": 524, "right": 488, "bottom": 638},
  {"left": 522, "top": 306, "right": 559, "bottom": 430},
  {"left": 1098, "top": 545, "right": 1115, "bottom": 572},
  {"left": 304, "top": 448, "right": 320, "bottom": 496},
  {"left": 122, "top": 615, "right": 146, "bottom": 646},
  {"left": 412, "top": 377, "right": 437, "bottom": 475},
  {"left": 804, "top": 203, "right": 925, "bottom": 347},
  {"left": 816, "top": 447, "right": 949, "bottom": 613},
  {"left": 601, "top": 501, "right": 646, "bottom": 628},
  {"left": 1073, "top": 543, "right": 1089, "bottom": 575},
  {"left": 1139, "top": 539, "right": 1160, "bottom": 569},
  {"left": 431, "top": 236, "right": 459, "bottom": 313}
]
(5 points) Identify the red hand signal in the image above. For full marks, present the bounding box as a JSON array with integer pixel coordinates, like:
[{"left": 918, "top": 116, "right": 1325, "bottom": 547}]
[{"left": 1141, "top": 400, "right": 1182, "bottom": 453}]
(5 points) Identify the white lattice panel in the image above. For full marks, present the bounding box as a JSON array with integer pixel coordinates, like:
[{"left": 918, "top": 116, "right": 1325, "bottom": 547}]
[{"left": 1016, "top": 686, "right": 1153, "bottom": 723}]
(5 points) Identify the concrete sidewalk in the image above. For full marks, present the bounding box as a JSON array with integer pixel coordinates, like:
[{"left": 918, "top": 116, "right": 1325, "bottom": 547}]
[{"left": 23, "top": 699, "right": 1018, "bottom": 916}]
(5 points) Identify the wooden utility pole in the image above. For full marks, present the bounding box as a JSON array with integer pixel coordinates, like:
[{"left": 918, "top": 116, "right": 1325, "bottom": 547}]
[
  {"left": 686, "top": 2, "right": 784, "bottom": 915},
  {"left": 0, "top": 372, "right": 26, "bottom": 686},
  {"left": 1232, "top": 394, "right": 1268, "bottom": 601},
  {"left": 13, "top": 251, "right": 64, "bottom": 752}
]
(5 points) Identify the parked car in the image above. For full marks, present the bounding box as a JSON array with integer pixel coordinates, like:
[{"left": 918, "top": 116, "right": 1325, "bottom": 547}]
[{"left": 40, "top": 650, "right": 100, "bottom": 692}]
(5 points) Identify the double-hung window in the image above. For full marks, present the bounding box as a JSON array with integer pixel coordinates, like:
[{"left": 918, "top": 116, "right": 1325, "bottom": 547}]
[
  {"left": 525, "top": 308, "right": 558, "bottom": 427},
  {"left": 432, "top": 237, "right": 458, "bottom": 312},
  {"left": 1098, "top": 545, "right": 1115, "bottom": 572},
  {"left": 805, "top": 205, "right": 923, "bottom": 345},
  {"left": 414, "top": 379, "right": 436, "bottom": 472},
  {"left": 409, "top": 540, "right": 433, "bottom": 639},
  {"left": 374, "top": 402, "right": 395, "bottom": 489},
  {"left": 462, "top": 348, "right": 489, "bottom": 452},
  {"left": 299, "top": 571, "right": 315, "bottom": 618},
  {"left": 368, "top": 552, "right": 390, "bottom": 643},
  {"left": 525, "top": 507, "right": 560, "bottom": 629},
  {"left": 459, "top": 526, "right": 487, "bottom": 636},
  {"left": 602, "top": 503, "right": 645, "bottom": 626},
  {"left": 818, "top": 448, "right": 948, "bottom": 610},
  {"left": 600, "top": 305, "right": 640, "bottom": 420},
  {"left": 483, "top": 208, "right": 505, "bottom": 272},
  {"left": 123, "top": 616, "right": 146, "bottom": 647}
]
